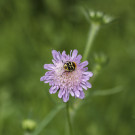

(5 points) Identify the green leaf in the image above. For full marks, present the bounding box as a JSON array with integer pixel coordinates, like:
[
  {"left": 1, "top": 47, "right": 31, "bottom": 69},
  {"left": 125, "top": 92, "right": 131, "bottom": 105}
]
[{"left": 32, "top": 104, "right": 65, "bottom": 135}]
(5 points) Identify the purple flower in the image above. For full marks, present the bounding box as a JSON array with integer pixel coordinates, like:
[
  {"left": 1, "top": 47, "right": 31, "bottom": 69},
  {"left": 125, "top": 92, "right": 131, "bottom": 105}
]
[{"left": 40, "top": 50, "right": 93, "bottom": 102}]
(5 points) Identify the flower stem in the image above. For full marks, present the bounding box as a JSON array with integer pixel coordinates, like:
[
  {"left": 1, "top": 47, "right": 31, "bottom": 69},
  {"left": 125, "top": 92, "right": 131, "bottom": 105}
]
[
  {"left": 66, "top": 102, "right": 73, "bottom": 135},
  {"left": 82, "top": 23, "right": 100, "bottom": 61},
  {"left": 72, "top": 23, "right": 100, "bottom": 118}
]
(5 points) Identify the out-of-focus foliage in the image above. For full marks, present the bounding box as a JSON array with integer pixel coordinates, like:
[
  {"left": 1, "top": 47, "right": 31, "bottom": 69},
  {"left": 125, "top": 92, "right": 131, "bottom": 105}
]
[{"left": 0, "top": 0, "right": 135, "bottom": 135}]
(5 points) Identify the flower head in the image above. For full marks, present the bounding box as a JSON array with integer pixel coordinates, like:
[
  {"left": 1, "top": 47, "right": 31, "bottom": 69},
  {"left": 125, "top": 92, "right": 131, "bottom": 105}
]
[
  {"left": 40, "top": 50, "right": 93, "bottom": 102},
  {"left": 89, "top": 10, "right": 114, "bottom": 24},
  {"left": 22, "top": 119, "right": 36, "bottom": 132}
]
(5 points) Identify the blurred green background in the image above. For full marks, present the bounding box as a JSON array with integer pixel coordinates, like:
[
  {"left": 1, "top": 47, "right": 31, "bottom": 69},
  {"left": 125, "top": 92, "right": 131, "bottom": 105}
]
[{"left": 0, "top": 0, "right": 135, "bottom": 135}]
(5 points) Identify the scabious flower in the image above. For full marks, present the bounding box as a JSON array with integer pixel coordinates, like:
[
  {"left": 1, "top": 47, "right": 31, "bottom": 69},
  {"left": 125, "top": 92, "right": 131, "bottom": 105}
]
[{"left": 40, "top": 50, "right": 93, "bottom": 102}]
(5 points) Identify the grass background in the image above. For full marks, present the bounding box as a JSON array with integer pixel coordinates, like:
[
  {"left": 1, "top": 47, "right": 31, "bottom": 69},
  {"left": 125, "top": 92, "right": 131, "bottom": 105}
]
[{"left": 0, "top": 0, "right": 135, "bottom": 135}]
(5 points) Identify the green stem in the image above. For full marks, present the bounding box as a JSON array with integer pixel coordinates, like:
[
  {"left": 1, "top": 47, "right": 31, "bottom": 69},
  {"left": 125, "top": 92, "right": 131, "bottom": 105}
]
[
  {"left": 71, "top": 23, "right": 100, "bottom": 118},
  {"left": 66, "top": 102, "right": 73, "bottom": 135},
  {"left": 82, "top": 23, "right": 100, "bottom": 61}
]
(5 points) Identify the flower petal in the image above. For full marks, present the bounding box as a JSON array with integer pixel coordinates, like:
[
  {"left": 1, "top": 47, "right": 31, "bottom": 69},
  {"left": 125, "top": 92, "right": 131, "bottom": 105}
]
[
  {"left": 72, "top": 49, "right": 78, "bottom": 59},
  {"left": 89, "top": 72, "right": 93, "bottom": 77},
  {"left": 52, "top": 86, "right": 59, "bottom": 94},
  {"left": 49, "top": 86, "right": 58, "bottom": 94},
  {"left": 80, "top": 84, "right": 88, "bottom": 90},
  {"left": 85, "top": 82, "right": 92, "bottom": 88},
  {"left": 79, "top": 91, "right": 85, "bottom": 99},
  {"left": 82, "top": 67, "right": 88, "bottom": 71},
  {"left": 70, "top": 50, "right": 72, "bottom": 56},
  {"left": 45, "top": 71, "right": 54, "bottom": 76},
  {"left": 49, "top": 86, "right": 55, "bottom": 94},
  {"left": 75, "top": 90, "right": 80, "bottom": 97},
  {"left": 44, "top": 80, "right": 50, "bottom": 83},
  {"left": 61, "top": 51, "right": 67, "bottom": 61},
  {"left": 79, "top": 61, "right": 88, "bottom": 68},
  {"left": 52, "top": 50, "right": 61, "bottom": 61},
  {"left": 78, "top": 86, "right": 83, "bottom": 91},
  {"left": 58, "top": 89, "right": 63, "bottom": 98},
  {"left": 52, "top": 60, "right": 57, "bottom": 65},
  {"left": 62, "top": 50, "right": 66, "bottom": 56},
  {"left": 44, "top": 64, "right": 55, "bottom": 70},
  {"left": 75, "top": 54, "right": 82, "bottom": 63},
  {"left": 70, "top": 91, "right": 74, "bottom": 96},
  {"left": 83, "top": 71, "right": 93, "bottom": 77},
  {"left": 63, "top": 91, "right": 69, "bottom": 102},
  {"left": 40, "top": 76, "right": 46, "bottom": 81}
]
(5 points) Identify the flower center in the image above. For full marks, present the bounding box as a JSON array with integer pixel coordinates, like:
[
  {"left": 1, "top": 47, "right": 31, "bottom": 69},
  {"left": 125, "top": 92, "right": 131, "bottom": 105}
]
[{"left": 55, "top": 68, "right": 82, "bottom": 89}]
